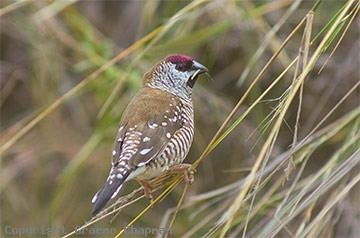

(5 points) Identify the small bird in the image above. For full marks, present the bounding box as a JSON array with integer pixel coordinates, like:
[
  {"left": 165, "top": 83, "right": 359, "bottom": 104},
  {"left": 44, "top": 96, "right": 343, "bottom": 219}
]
[{"left": 91, "top": 54, "right": 208, "bottom": 215}]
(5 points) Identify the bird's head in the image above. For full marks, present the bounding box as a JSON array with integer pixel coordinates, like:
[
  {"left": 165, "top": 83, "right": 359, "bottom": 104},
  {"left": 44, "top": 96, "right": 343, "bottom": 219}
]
[{"left": 144, "top": 54, "right": 208, "bottom": 99}]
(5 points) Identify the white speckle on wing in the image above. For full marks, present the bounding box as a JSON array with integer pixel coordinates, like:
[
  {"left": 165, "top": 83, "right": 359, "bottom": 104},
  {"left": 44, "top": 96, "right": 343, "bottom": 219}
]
[
  {"left": 162, "top": 122, "right": 167, "bottom": 126},
  {"left": 112, "top": 150, "right": 116, "bottom": 156},
  {"left": 166, "top": 132, "right": 171, "bottom": 138},
  {"left": 140, "top": 147, "right": 153, "bottom": 155},
  {"left": 116, "top": 174, "right": 123, "bottom": 179},
  {"left": 118, "top": 126, "right": 124, "bottom": 132},
  {"left": 148, "top": 122, "right": 158, "bottom": 129},
  {"left": 137, "top": 162, "right": 145, "bottom": 166},
  {"left": 117, "top": 138, "right": 122, "bottom": 142},
  {"left": 143, "top": 137, "right": 151, "bottom": 142}
]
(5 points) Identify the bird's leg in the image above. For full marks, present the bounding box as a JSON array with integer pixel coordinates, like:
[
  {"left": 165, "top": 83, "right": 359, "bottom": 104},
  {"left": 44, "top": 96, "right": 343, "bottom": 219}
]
[
  {"left": 169, "top": 163, "right": 196, "bottom": 184},
  {"left": 135, "top": 179, "right": 153, "bottom": 200}
]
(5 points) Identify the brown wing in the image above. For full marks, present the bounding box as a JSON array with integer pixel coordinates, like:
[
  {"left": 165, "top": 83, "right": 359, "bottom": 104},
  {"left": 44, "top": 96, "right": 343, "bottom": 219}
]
[
  {"left": 92, "top": 87, "right": 185, "bottom": 215},
  {"left": 111, "top": 87, "right": 184, "bottom": 168}
]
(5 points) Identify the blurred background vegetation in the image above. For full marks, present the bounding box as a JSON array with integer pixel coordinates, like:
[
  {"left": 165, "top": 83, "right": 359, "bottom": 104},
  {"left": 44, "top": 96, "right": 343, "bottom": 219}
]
[{"left": 0, "top": 0, "right": 359, "bottom": 237}]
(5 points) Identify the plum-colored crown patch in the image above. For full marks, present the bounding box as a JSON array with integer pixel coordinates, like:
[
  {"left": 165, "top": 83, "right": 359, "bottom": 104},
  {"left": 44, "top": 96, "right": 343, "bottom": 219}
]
[{"left": 165, "top": 54, "right": 193, "bottom": 64}]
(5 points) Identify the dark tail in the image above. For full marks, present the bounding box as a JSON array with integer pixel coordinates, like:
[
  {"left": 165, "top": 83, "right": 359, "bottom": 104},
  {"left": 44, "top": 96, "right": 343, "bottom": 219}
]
[{"left": 91, "top": 172, "right": 129, "bottom": 216}]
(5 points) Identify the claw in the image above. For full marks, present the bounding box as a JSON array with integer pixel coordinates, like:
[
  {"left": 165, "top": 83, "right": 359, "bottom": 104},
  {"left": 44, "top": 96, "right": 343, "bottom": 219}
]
[
  {"left": 169, "top": 163, "right": 196, "bottom": 184},
  {"left": 135, "top": 179, "right": 153, "bottom": 201}
]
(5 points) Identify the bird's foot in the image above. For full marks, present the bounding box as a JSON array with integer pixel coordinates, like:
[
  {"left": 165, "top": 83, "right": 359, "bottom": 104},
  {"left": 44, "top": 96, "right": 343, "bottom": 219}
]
[
  {"left": 169, "top": 163, "right": 196, "bottom": 184},
  {"left": 135, "top": 179, "right": 153, "bottom": 200}
]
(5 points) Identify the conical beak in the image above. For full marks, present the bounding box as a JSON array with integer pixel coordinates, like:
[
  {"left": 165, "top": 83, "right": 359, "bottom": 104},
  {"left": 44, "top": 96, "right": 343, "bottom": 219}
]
[
  {"left": 187, "top": 60, "right": 208, "bottom": 88},
  {"left": 191, "top": 60, "right": 208, "bottom": 74}
]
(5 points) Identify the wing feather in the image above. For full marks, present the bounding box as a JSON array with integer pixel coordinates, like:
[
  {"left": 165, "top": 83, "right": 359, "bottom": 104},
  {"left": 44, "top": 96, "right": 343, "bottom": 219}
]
[{"left": 111, "top": 87, "right": 184, "bottom": 169}]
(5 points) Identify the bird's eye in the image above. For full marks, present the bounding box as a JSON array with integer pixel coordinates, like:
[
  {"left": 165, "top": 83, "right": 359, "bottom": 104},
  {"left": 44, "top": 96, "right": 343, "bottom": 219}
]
[
  {"left": 175, "top": 63, "right": 186, "bottom": 71},
  {"left": 175, "top": 62, "right": 192, "bottom": 72}
]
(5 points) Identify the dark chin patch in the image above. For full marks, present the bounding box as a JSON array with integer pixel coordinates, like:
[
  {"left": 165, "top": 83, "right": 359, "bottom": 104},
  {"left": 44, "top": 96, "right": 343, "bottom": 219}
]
[{"left": 187, "top": 75, "right": 199, "bottom": 88}]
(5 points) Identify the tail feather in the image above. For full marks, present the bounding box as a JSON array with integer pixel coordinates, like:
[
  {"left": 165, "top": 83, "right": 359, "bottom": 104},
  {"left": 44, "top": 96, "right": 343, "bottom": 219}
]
[{"left": 91, "top": 172, "right": 129, "bottom": 215}]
